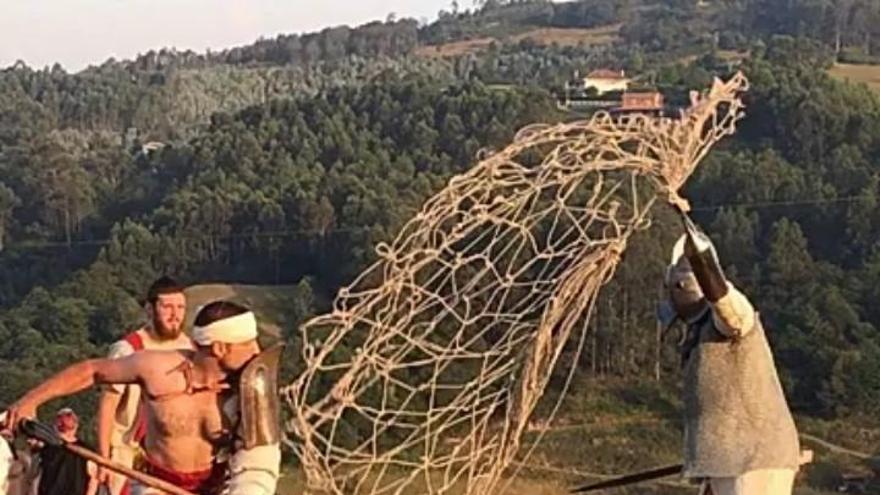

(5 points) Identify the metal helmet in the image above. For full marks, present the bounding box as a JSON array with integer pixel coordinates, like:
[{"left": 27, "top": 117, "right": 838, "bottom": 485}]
[{"left": 657, "top": 234, "right": 708, "bottom": 329}]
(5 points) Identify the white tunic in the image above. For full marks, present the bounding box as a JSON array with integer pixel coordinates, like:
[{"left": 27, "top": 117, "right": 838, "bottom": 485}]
[
  {"left": 0, "top": 436, "right": 13, "bottom": 493},
  {"left": 701, "top": 468, "right": 796, "bottom": 495}
]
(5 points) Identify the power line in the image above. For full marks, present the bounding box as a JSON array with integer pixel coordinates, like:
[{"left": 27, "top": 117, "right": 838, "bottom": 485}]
[
  {"left": 690, "top": 195, "right": 868, "bottom": 212},
  {"left": 2, "top": 195, "right": 873, "bottom": 252},
  {"left": 4, "top": 226, "right": 372, "bottom": 250}
]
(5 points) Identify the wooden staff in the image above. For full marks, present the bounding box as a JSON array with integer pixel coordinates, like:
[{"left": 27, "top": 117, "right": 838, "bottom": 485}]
[
  {"left": 569, "top": 464, "right": 682, "bottom": 493},
  {"left": 21, "top": 419, "right": 195, "bottom": 495}
]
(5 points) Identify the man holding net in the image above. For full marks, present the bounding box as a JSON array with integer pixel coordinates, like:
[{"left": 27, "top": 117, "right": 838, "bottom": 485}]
[
  {"left": 3, "top": 300, "right": 281, "bottom": 495},
  {"left": 658, "top": 213, "right": 800, "bottom": 495}
]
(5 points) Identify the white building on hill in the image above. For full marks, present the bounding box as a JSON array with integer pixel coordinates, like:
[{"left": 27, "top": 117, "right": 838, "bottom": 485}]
[{"left": 582, "top": 69, "right": 630, "bottom": 95}]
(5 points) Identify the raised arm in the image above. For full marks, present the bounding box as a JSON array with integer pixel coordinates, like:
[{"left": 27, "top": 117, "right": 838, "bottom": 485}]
[
  {"left": 681, "top": 215, "right": 755, "bottom": 338},
  {"left": 3, "top": 354, "right": 146, "bottom": 430}
]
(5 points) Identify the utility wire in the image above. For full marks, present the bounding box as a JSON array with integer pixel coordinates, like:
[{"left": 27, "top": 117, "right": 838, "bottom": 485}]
[
  {"left": 690, "top": 195, "right": 868, "bottom": 212},
  {"left": 4, "top": 226, "right": 372, "bottom": 250},
  {"left": 2, "top": 195, "right": 873, "bottom": 251}
]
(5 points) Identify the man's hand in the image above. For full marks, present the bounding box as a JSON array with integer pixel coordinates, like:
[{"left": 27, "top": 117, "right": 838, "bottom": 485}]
[
  {"left": 3, "top": 399, "right": 38, "bottom": 431},
  {"left": 86, "top": 460, "right": 100, "bottom": 495},
  {"left": 96, "top": 465, "right": 111, "bottom": 485}
]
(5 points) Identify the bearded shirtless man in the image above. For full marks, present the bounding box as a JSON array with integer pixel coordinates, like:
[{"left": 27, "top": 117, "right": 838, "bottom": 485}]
[
  {"left": 3, "top": 301, "right": 281, "bottom": 495},
  {"left": 98, "top": 276, "right": 193, "bottom": 495}
]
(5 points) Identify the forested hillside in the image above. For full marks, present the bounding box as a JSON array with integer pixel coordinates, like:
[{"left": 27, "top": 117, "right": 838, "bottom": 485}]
[{"left": 4, "top": 1, "right": 880, "bottom": 492}]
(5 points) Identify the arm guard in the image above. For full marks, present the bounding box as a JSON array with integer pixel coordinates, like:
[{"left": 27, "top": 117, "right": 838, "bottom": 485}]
[
  {"left": 680, "top": 213, "right": 728, "bottom": 303},
  {"left": 226, "top": 345, "right": 284, "bottom": 495},
  {"left": 238, "top": 345, "right": 284, "bottom": 449}
]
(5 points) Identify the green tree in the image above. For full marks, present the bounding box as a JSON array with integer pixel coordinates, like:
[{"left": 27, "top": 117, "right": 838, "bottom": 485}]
[
  {"left": 0, "top": 182, "right": 19, "bottom": 252},
  {"left": 766, "top": 218, "right": 815, "bottom": 295}
]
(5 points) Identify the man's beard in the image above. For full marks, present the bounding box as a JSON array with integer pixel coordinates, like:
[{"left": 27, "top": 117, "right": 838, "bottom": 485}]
[{"left": 153, "top": 319, "right": 182, "bottom": 339}]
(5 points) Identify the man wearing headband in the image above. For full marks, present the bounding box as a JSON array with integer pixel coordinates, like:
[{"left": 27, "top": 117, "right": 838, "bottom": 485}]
[
  {"left": 190, "top": 301, "right": 282, "bottom": 495},
  {"left": 2, "top": 300, "right": 281, "bottom": 495},
  {"left": 658, "top": 214, "right": 799, "bottom": 495},
  {"left": 98, "top": 276, "right": 193, "bottom": 495}
]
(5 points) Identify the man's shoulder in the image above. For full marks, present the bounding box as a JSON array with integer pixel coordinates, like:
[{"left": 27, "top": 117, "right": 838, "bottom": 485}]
[
  {"left": 142, "top": 332, "right": 194, "bottom": 351},
  {"left": 110, "top": 328, "right": 193, "bottom": 356},
  {"left": 135, "top": 349, "right": 195, "bottom": 372},
  {"left": 108, "top": 330, "right": 144, "bottom": 358},
  {"left": 135, "top": 348, "right": 193, "bottom": 362},
  {"left": 112, "top": 344, "right": 191, "bottom": 366}
]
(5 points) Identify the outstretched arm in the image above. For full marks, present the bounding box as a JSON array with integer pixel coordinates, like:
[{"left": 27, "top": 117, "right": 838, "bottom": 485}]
[{"left": 3, "top": 354, "right": 144, "bottom": 430}]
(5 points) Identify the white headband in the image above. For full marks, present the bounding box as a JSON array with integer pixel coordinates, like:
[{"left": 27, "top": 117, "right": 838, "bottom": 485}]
[{"left": 192, "top": 311, "right": 258, "bottom": 346}]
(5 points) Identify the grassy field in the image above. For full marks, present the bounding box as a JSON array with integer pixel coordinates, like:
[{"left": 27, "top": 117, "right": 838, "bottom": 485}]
[
  {"left": 272, "top": 378, "right": 869, "bottom": 494},
  {"left": 276, "top": 473, "right": 574, "bottom": 495},
  {"left": 415, "top": 37, "right": 498, "bottom": 58},
  {"left": 678, "top": 49, "right": 748, "bottom": 66},
  {"left": 415, "top": 24, "right": 620, "bottom": 59},
  {"left": 509, "top": 24, "right": 621, "bottom": 47},
  {"left": 829, "top": 63, "right": 880, "bottom": 92}
]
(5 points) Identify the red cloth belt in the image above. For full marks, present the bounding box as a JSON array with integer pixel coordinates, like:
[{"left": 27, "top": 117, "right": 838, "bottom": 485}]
[{"left": 141, "top": 455, "right": 227, "bottom": 495}]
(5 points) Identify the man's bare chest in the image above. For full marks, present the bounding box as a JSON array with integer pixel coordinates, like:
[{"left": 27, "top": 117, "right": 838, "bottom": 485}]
[
  {"left": 138, "top": 357, "right": 230, "bottom": 441},
  {"left": 146, "top": 393, "right": 227, "bottom": 439}
]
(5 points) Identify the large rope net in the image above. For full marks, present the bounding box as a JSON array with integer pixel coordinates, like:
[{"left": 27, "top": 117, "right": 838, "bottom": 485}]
[{"left": 283, "top": 73, "right": 749, "bottom": 495}]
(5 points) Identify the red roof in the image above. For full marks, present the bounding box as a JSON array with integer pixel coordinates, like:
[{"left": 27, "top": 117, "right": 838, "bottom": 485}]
[{"left": 585, "top": 69, "right": 626, "bottom": 80}]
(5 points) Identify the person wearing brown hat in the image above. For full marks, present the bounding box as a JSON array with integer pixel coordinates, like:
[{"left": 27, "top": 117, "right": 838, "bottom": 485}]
[{"left": 658, "top": 215, "right": 800, "bottom": 495}]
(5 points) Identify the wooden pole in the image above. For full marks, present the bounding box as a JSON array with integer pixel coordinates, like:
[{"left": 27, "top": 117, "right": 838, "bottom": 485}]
[
  {"left": 15, "top": 418, "right": 192, "bottom": 495},
  {"left": 63, "top": 443, "right": 195, "bottom": 495}
]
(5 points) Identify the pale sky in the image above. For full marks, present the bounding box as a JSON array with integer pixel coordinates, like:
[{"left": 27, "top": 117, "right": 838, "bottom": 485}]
[{"left": 0, "top": 0, "right": 452, "bottom": 72}]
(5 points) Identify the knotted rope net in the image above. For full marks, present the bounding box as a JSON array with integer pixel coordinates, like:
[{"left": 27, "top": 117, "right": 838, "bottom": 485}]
[{"left": 284, "top": 73, "right": 749, "bottom": 495}]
